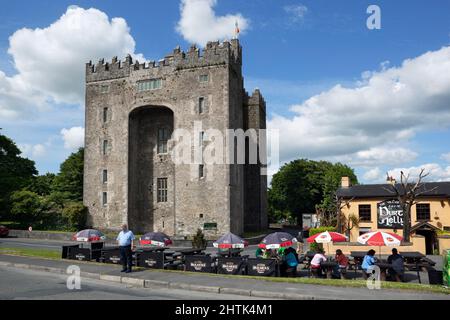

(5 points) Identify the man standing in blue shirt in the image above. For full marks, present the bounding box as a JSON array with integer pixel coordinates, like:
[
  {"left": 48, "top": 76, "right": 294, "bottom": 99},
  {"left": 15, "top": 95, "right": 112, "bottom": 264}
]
[{"left": 117, "top": 224, "right": 135, "bottom": 273}]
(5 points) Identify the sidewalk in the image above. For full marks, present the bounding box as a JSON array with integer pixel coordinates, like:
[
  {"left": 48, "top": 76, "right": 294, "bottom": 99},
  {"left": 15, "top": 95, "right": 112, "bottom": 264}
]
[{"left": 0, "top": 254, "right": 448, "bottom": 300}]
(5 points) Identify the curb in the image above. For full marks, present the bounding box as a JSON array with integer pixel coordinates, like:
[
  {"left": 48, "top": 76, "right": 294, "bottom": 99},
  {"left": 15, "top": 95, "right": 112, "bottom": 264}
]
[{"left": 0, "top": 260, "right": 320, "bottom": 300}]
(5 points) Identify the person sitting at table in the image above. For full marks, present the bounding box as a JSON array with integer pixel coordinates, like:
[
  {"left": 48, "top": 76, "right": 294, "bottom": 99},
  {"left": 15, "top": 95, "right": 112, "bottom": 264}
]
[
  {"left": 333, "top": 249, "right": 349, "bottom": 279},
  {"left": 361, "top": 249, "right": 377, "bottom": 279},
  {"left": 282, "top": 247, "right": 299, "bottom": 277},
  {"left": 387, "top": 248, "right": 404, "bottom": 282},
  {"left": 255, "top": 247, "right": 265, "bottom": 258},
  {"left": 310, "top": 248, "right": 327, "bottom": 278}
]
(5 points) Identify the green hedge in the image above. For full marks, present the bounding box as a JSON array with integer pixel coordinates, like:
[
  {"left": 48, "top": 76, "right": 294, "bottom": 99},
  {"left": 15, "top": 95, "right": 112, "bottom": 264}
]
[{"left": 308, "top": 226, "right": 336, "bottom": 252}]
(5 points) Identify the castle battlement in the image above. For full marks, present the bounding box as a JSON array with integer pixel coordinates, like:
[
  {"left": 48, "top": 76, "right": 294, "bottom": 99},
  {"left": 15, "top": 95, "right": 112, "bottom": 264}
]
[{"left": 86, "top": 39, "right": 242, "bottom": 83}]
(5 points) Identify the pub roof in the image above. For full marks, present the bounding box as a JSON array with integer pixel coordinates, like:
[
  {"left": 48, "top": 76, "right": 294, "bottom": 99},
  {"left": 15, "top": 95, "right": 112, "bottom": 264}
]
[{"left": 336, "top": 181, "right": 450, "bottom": 199}]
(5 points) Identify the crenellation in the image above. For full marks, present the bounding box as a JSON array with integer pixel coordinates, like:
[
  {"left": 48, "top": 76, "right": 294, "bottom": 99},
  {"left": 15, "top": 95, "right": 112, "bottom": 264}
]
[{"left": 86, "top": 40, "right": 242, "bottom": 83}]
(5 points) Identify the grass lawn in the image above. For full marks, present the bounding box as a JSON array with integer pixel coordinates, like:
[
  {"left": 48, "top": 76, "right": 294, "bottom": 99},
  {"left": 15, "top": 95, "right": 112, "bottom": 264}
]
[{"left": 0, "top": 247, "right": 61, "bottom": 260}]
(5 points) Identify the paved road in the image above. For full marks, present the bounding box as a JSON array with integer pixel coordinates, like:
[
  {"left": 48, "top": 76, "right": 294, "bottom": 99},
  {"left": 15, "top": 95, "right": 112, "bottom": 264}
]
[{"left": 0, "top": 265, "right": 267, "bottom": 300}]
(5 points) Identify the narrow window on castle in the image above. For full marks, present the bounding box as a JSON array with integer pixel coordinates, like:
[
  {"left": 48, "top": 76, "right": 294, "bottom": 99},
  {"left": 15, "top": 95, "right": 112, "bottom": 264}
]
[
  {"left": 102, "top": 192, "right": 108, "bottom": 206},
  {"left": 103, "top": 107, "right": 108, "bottom": 123},
  {"left": 100, "top": 85, "right": 109, "bottom": 93},
  {"left": 158, "top": 128, "right": 169, "bottom": 154},
  {"left": 199, "top": 74, "right": 209, "bottom": 83},
  {"left": 102, "top": 169, "right": 108, "bottom": 184},
  {"left": 199, "top": 164, "right": 204, "bottom": 178},
  {"left": 157, "top": 178, "right": 168, "bottom": 202},
  {"left": 103, "top": 140, "right": 108, "bottom": 155},
  {"left": 198, "top": 97, "right": 205, "bottom": 114}
]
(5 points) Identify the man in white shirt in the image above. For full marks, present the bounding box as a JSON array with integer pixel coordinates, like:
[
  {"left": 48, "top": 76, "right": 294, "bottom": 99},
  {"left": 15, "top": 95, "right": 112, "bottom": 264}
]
[{"left": 116, "top": 224, "right": 135, "bottom": 273}]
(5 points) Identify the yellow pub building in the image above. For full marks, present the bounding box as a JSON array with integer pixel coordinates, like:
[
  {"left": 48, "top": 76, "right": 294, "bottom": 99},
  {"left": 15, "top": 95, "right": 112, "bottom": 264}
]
[{"left": 333, "top": 177, "right": 450, "bottom": 255}]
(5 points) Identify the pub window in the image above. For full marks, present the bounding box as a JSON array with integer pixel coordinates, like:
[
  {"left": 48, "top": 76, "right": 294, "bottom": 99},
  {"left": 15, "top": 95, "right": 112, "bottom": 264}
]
[
  {"left": 102, "top": 192, "right": 108, "bottom": 206},
  {"left": 157, "top": 178, "right": 168, "bottom": 203},
  {"left": 102, "top": 140, "right": 108, "bottom": 155},
  {"left": 358, "top": 204, "right": 371, "bottom": 221},
  {"left": 102, "top": 169, "right": 108, "bottom": 184},
  {"left": 199, "top": 74, "right": 209, "bottom": 83},
  {"left": 198, "top": 97, "right": 205, "bottom": 114},
  {"left": 157, "top": 128, "right": 170, "bottom": 154},
  {"left": 103, "top": 107, "right": 108, "bottom": 123},
  {"left": 137, "top": 79, "right": 162, "bottom": 92},
  {"left": 416, "top": 203, "right": 431, "bottom": 221},
  {"left": 199, "top": 164, "right": 204, "bottom": 178}
]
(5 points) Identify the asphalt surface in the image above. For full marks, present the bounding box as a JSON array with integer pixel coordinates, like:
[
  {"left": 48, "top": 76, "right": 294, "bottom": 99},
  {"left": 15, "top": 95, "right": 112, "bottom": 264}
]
[{"left": 0, "top": 265, "right": 266, "bottom": 300}]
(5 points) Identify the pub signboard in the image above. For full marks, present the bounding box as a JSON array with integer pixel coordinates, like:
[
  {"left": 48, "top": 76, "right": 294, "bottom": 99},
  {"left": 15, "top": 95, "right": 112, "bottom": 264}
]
[{"left": 377, "top": 199, "right": 404, "bottom": 229}]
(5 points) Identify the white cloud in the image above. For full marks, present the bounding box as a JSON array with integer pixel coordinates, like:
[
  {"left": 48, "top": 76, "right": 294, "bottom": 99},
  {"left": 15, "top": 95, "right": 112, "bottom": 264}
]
[
  {"left": 19, "top": 143, "right": 47, "bottom": 159},
  {"left": 61, "top": 126, "right": 84, "bottom": 150},
  {"left": 441, "top": 152, "right": 450, "bottom": 162},
  {"left": 388, "top": 163, "right": 450, "bottom": 182},
  {"left": 268, "top": 46, "right": 450, "bottom": 168},
  {"left": 363, "top": 167, "right": 383, "bottom": 182},
  {"left": 328, "top": 147, "right": 418, "bottom": 168},
  {"left": 0, "top": 6, "right": 144, "bottom": 119},
  {"left": 284, "top": 4, "right": 308, "bottom": 23},
  {"left": 176, "top": 0, "right": 249, "bottom": 46}
]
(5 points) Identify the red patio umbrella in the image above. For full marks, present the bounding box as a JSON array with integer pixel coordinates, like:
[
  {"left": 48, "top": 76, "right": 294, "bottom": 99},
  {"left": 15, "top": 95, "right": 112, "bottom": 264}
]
[
  {"left": 307, "top": 231, "right": 348, "bottom": 255},
  {"left": 357, "top": 231, "right": 403, "bottom": 259}
]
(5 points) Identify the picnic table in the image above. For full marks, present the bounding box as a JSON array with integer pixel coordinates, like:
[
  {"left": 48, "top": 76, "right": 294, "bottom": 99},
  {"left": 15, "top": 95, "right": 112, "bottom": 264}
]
[
  {"left": 177, "top": 248, "right": 204, "bottom": 255},
  {"left": 400, "top": 251, "right": 435, "bottom": 284},
  {"left": 136, "top": 247, "right": 166, "bottom": 252},
  {"left": 375, "top": 261, "right": 393, "bottom": 281},
  {"left": 320, "top": 260, "right": 338, "bottom": 279}
]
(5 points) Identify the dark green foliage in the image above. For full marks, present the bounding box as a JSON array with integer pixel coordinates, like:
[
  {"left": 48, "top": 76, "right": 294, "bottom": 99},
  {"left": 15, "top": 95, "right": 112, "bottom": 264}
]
[
  {"left": 2, "top": 131, "right": 87, "bottom": 231},
  {"left": 62, "top": 202, "right": 88, "bottom": 231},
  {"left": 53, "top": 148, "right": 84, "bottom": 201},
  {"left": 268, "top": 159, "right": 358, "bottom": 226},
  {"left": 0, "top": 133, "right": 38, "bottom": 220},
  {"left": 26, "top": 173, "right": 56, "bottom": 196},
  {"left": 192, "top": 229, "right": 207, "bottom": 249},
  {"left": 10, "top": 190, "right": 49, "bottom": 228}
]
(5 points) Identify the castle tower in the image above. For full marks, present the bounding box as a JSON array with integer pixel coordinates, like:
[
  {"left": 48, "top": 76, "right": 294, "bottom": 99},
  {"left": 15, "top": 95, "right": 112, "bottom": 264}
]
[{"left": 83, "top": 39, "right": 268, "bottom": 238}]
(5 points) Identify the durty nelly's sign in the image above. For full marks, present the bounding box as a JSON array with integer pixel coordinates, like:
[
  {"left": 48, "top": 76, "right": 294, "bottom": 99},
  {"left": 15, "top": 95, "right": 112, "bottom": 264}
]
[{"left": 377, "top": 199, "right": 404, "bottom": 229}]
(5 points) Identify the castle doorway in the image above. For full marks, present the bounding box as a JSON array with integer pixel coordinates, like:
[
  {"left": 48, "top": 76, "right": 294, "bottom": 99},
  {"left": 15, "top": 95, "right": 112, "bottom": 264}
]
[{"left": 128, "top": 106, "right": 174, "bottom": 234}]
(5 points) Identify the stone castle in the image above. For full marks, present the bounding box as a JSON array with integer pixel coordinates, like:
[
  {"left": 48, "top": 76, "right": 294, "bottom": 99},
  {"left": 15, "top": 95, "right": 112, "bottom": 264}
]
[{"left": 83, "top": 39, "right": 268, "bottom": 238}]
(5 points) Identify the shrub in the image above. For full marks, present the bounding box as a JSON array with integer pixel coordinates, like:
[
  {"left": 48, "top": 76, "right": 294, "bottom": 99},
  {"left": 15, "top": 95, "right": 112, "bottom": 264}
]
[
  {"left": 192, "top": 228, "right": 207, "bottom": 249},
  {"left": 62, "top": 202, "right": 88, "bottom": 231},
  {"left": 308, "top": 226, "right": 336, "bottom": 252}
]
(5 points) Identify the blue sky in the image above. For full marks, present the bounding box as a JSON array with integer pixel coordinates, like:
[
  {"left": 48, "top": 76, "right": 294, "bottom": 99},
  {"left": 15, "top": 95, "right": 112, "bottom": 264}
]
[{"left": 1, "top": 0, "right": 450, "bottom": 183}]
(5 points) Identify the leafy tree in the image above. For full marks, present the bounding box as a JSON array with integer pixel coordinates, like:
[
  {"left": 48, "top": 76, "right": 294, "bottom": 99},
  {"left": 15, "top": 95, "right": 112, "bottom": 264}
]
[
  {"left": 269, "top": 159, "right": 330, "bottom": 226},
  {"left": 320, "top": 163, "right": 358, "bottom": 213},
  {"left": 62, "top": 202, "right": 87, "bottom": 231},
  {"left": 0, "top": 133, "right": 37, "bottom": 219},
  {"left": 53, "top": 148, "right": 84, "bottom": 201},
  {"left": 268, "top": 159, "right": 358, "bottom": 228},
  {"left": 10, "top": 190, "right": 48, "bottom": 227},
  {"left": 26, "top": 173, "right": 56, "bottom": 196}
]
